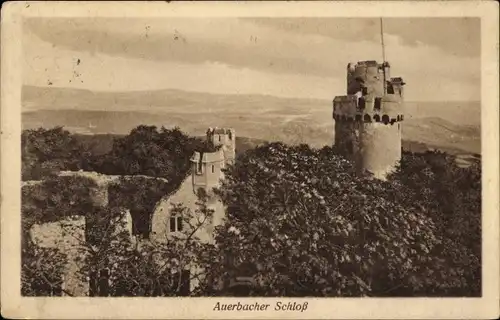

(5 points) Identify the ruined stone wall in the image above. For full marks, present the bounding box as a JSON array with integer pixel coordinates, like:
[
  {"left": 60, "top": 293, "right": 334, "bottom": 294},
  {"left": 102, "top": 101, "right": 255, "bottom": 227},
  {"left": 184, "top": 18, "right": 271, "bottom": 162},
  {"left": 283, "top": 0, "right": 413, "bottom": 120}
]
[
  {"left": 26, "top": 171, "right": 137, "bottom": 296},
  {"left": 150, "top": 175, "right": 226, "bottom": 245},
  {"left": 29, "top": 217, "right": 89, "bottom": 296},
  {"left": 191, "top": 150, "right": 225, "bottom": 195}
]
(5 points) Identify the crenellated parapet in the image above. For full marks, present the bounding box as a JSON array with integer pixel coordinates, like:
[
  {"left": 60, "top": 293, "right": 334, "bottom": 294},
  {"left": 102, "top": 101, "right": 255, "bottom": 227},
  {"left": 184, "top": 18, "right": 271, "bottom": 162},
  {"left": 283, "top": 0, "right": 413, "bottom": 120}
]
[
  {"left": 206, "top": 127, "right": 236, "bottom": 164},
  {"left": 333, "top": 94, "right": 404, "bottom": 125}
]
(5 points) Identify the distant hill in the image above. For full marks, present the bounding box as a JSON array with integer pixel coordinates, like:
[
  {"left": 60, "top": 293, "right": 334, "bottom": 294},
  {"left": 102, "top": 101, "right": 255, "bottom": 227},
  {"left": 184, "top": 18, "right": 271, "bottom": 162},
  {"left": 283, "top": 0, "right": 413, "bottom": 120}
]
[{"left": 22, "top": 85, "right": 481, "bottom": 155}]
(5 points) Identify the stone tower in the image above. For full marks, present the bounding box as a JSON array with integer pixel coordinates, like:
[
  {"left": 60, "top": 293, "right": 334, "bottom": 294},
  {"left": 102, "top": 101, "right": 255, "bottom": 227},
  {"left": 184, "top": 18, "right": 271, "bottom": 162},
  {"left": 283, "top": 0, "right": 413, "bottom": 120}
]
[
  {"left": 206, "top": 127, "right": 236, "bottom": 165},
  {"left": 333, "top": 60, "right": 405, "bottom": 179},
  {"left": 190, "top": 149, "right": 226, "bottom": 195}
]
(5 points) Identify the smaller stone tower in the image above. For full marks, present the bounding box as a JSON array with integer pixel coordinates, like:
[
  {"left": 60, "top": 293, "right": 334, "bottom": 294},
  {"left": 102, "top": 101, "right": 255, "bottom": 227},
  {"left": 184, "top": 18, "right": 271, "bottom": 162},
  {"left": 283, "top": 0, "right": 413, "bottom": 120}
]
[
  {"left": 190, "top": 149, "right": 226, "bottom": 196},
  {"left": 206, "top": 127, "right": 236, "bottom": 165}
]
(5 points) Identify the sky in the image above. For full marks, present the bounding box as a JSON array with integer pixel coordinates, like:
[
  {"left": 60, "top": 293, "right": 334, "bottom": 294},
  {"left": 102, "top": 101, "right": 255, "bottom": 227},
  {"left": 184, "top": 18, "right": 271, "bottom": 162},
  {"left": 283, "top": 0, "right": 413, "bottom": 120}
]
[{"left": 23, "top": 17, "right": 480, "bottom": 102}]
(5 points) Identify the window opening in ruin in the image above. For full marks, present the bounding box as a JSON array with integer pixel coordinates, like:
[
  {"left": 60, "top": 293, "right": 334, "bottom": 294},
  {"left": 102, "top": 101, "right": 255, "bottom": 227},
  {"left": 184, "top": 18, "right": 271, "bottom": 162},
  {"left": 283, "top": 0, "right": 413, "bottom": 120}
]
[
  {"left": 358, "top": 97, "right": 365, "bottom": 110},
  {"left": 218, "top": 135, "right": 221, "bottom": 142},
  {"left": 170, "top": 216, "right": 183, "bottom": 232},
  {"left": 196, "top": 160, "right": 203, "bottom": 174},
  {"left": 212, "top": 165, "right": 215, "bottom": 173},
  {"left": 387, "top": 83, "right": 395, "bottom": 94},
  {"left": 374, "top": 97, "right": 382, "bottom": 111},
  {"left": 361, "top": 87, "right": 368, "bottom": 95},
  {"left": 228, "top": 131, "right": 232, "bottom": 140}
]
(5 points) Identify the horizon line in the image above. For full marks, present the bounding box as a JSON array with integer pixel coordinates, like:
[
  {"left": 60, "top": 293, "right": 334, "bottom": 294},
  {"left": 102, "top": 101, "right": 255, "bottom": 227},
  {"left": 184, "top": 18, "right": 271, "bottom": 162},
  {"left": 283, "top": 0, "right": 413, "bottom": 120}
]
[{"left": 22, "top": 85, "right": 481, "bottom": 105}]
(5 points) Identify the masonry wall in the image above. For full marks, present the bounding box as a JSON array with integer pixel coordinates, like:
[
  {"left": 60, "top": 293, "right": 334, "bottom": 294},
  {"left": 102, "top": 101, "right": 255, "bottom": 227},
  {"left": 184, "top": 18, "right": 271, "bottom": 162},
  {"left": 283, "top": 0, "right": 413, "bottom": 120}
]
[
  {"left": 26, "top": 172, "right": 135, "bottom": 296},
  {"left": 30, "top": 217, "right": 89, "bottom": 296},
  {"left": 191, "top": 150, "right": 225, "bottom": 195},
  {"left": 358, "top": 121, "right": 402, "bottom": 179},
  {"left": 151, "top": 175, "right": 224, "bottom": 244}
]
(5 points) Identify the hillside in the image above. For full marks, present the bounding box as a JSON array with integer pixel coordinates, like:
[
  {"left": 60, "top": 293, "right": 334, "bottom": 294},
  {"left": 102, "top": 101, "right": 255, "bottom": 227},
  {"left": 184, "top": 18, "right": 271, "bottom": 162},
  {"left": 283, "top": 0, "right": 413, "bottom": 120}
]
[{"left": 22, "top": 85, "right": 481, "bottom": 154}]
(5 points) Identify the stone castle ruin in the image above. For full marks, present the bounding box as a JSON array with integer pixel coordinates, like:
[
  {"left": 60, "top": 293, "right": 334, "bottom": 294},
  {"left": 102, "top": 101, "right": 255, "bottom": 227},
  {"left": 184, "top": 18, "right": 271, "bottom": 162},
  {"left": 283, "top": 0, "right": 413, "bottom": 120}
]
[
  {"left": 26, "top": 58, "right": 406, "bottom": 296},
  {"left": 26, "top": 127, "right": 236, "bottom": 296},
  {"left": 152, "top": 127, "right": 236, "bottom": 245},
  {"left": 333, "top": 60, "right": 405, "bottom": 179}
]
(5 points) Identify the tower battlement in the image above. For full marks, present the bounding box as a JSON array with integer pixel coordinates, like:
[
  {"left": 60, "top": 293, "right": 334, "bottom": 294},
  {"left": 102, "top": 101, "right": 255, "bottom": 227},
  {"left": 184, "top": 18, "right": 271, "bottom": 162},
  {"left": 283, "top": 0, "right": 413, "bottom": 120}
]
[
  {"left": 347, "top": 60, "right": 391, "bottom": 97},
  {"left": 206, "top": 127, "right": 236, "bottom": 164},
  {"left": 333, "top": 94, "right": 404, "bottom": 124}
]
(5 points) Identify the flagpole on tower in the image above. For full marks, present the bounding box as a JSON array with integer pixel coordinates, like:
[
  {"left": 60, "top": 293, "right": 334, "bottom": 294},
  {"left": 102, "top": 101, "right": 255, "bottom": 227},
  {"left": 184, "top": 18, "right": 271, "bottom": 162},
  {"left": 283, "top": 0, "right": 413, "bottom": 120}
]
[
  {"left": 380, "top": 17, "right": 386, "bottom": 63},
  {"left": 380, "top": 17, "right": 387, "bottom": 94}
]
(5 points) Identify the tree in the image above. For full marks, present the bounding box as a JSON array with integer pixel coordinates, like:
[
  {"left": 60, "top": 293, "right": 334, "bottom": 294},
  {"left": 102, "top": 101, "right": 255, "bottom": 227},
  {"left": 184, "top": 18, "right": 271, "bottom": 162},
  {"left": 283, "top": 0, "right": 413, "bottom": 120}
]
[
  {"left": 388, "top": 150, "right": 481, "bottom": 296},
  {"left": 108, "top": 176, "right": 174, "bottom": 238},
  {"left": 21, "top": 175, "right": 104, "bottom": 296},
  {"left": 92, "top": 126, "right": 215, "bottom": 188},
  {"left": 209, "top": 143, "right": 462, "bottom": 297},
  {"left": 21, "top": 244, "right": 67, "bottom": 296},
  {"left": 22, "top": 127, "right": 91, "bottom": 180},
  {"left": 22, "top": 173, "right": 216, "bottom": 297},
  {"left": 104, "top": 189, "right": 218, "bottom": 297}
]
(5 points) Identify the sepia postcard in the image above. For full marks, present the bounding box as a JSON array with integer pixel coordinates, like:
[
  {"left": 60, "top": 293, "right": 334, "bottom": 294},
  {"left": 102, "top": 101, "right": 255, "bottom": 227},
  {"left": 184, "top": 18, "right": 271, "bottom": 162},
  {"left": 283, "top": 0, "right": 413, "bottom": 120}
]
[{"left": 1, "top": 1, "right": 499, "bottom": 319}]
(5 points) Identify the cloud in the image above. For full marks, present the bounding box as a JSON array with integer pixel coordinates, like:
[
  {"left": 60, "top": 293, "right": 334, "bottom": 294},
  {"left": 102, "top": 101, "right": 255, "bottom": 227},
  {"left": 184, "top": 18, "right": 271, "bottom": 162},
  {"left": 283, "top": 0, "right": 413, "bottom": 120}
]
[
  {"left": 246, "top": 17, "right": 480, "bottom": 58},
  {"left": 23, "top": 17, "right": 480, "bottom": 101},
  {"left": 23, "top": 29, "right": 343, "bottom": 100}
]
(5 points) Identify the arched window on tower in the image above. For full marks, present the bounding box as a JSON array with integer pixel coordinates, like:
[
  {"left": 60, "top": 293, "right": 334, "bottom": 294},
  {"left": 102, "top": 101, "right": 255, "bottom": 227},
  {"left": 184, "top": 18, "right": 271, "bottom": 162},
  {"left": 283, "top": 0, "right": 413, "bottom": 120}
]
[{"left": 211, "top": 165, "right": 215, "bottom": 173}]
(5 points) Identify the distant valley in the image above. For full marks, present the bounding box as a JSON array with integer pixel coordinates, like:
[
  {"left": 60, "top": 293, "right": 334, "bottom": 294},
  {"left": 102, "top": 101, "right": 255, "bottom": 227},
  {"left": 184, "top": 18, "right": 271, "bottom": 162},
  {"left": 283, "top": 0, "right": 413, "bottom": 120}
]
[{"left": 22, "top": 85, "right": 481, "bottom": 156}]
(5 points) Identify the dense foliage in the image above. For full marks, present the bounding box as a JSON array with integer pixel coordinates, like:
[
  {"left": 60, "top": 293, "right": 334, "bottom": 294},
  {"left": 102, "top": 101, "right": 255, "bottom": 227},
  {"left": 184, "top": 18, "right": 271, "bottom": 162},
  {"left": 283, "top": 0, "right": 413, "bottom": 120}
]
[
  {"left": 21, "top": 126, "right": 213, "bottom": 186},
  {"left": 21, "top": 245, "right": 67, "bottom": 296},
  {"left": 107, "top": 195, "right": 217, "bottom": 297},
  {"left": 21, "top": 125, "right": 481, "bottom": 297},
  {"left": 388, "top": 151, "right": 481, "bottom": 296},
  {"left": 22, "top": 127, "right": 91, "bottom": 180},
  {"left": 108, "top": 176, "right": 173, "bottom": 237},
  {"left": 21, "top": 172, "right": 216, "bottom": 296},
  {"left": 210, "top": 143, "right": 481, "bottom": 297}
]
